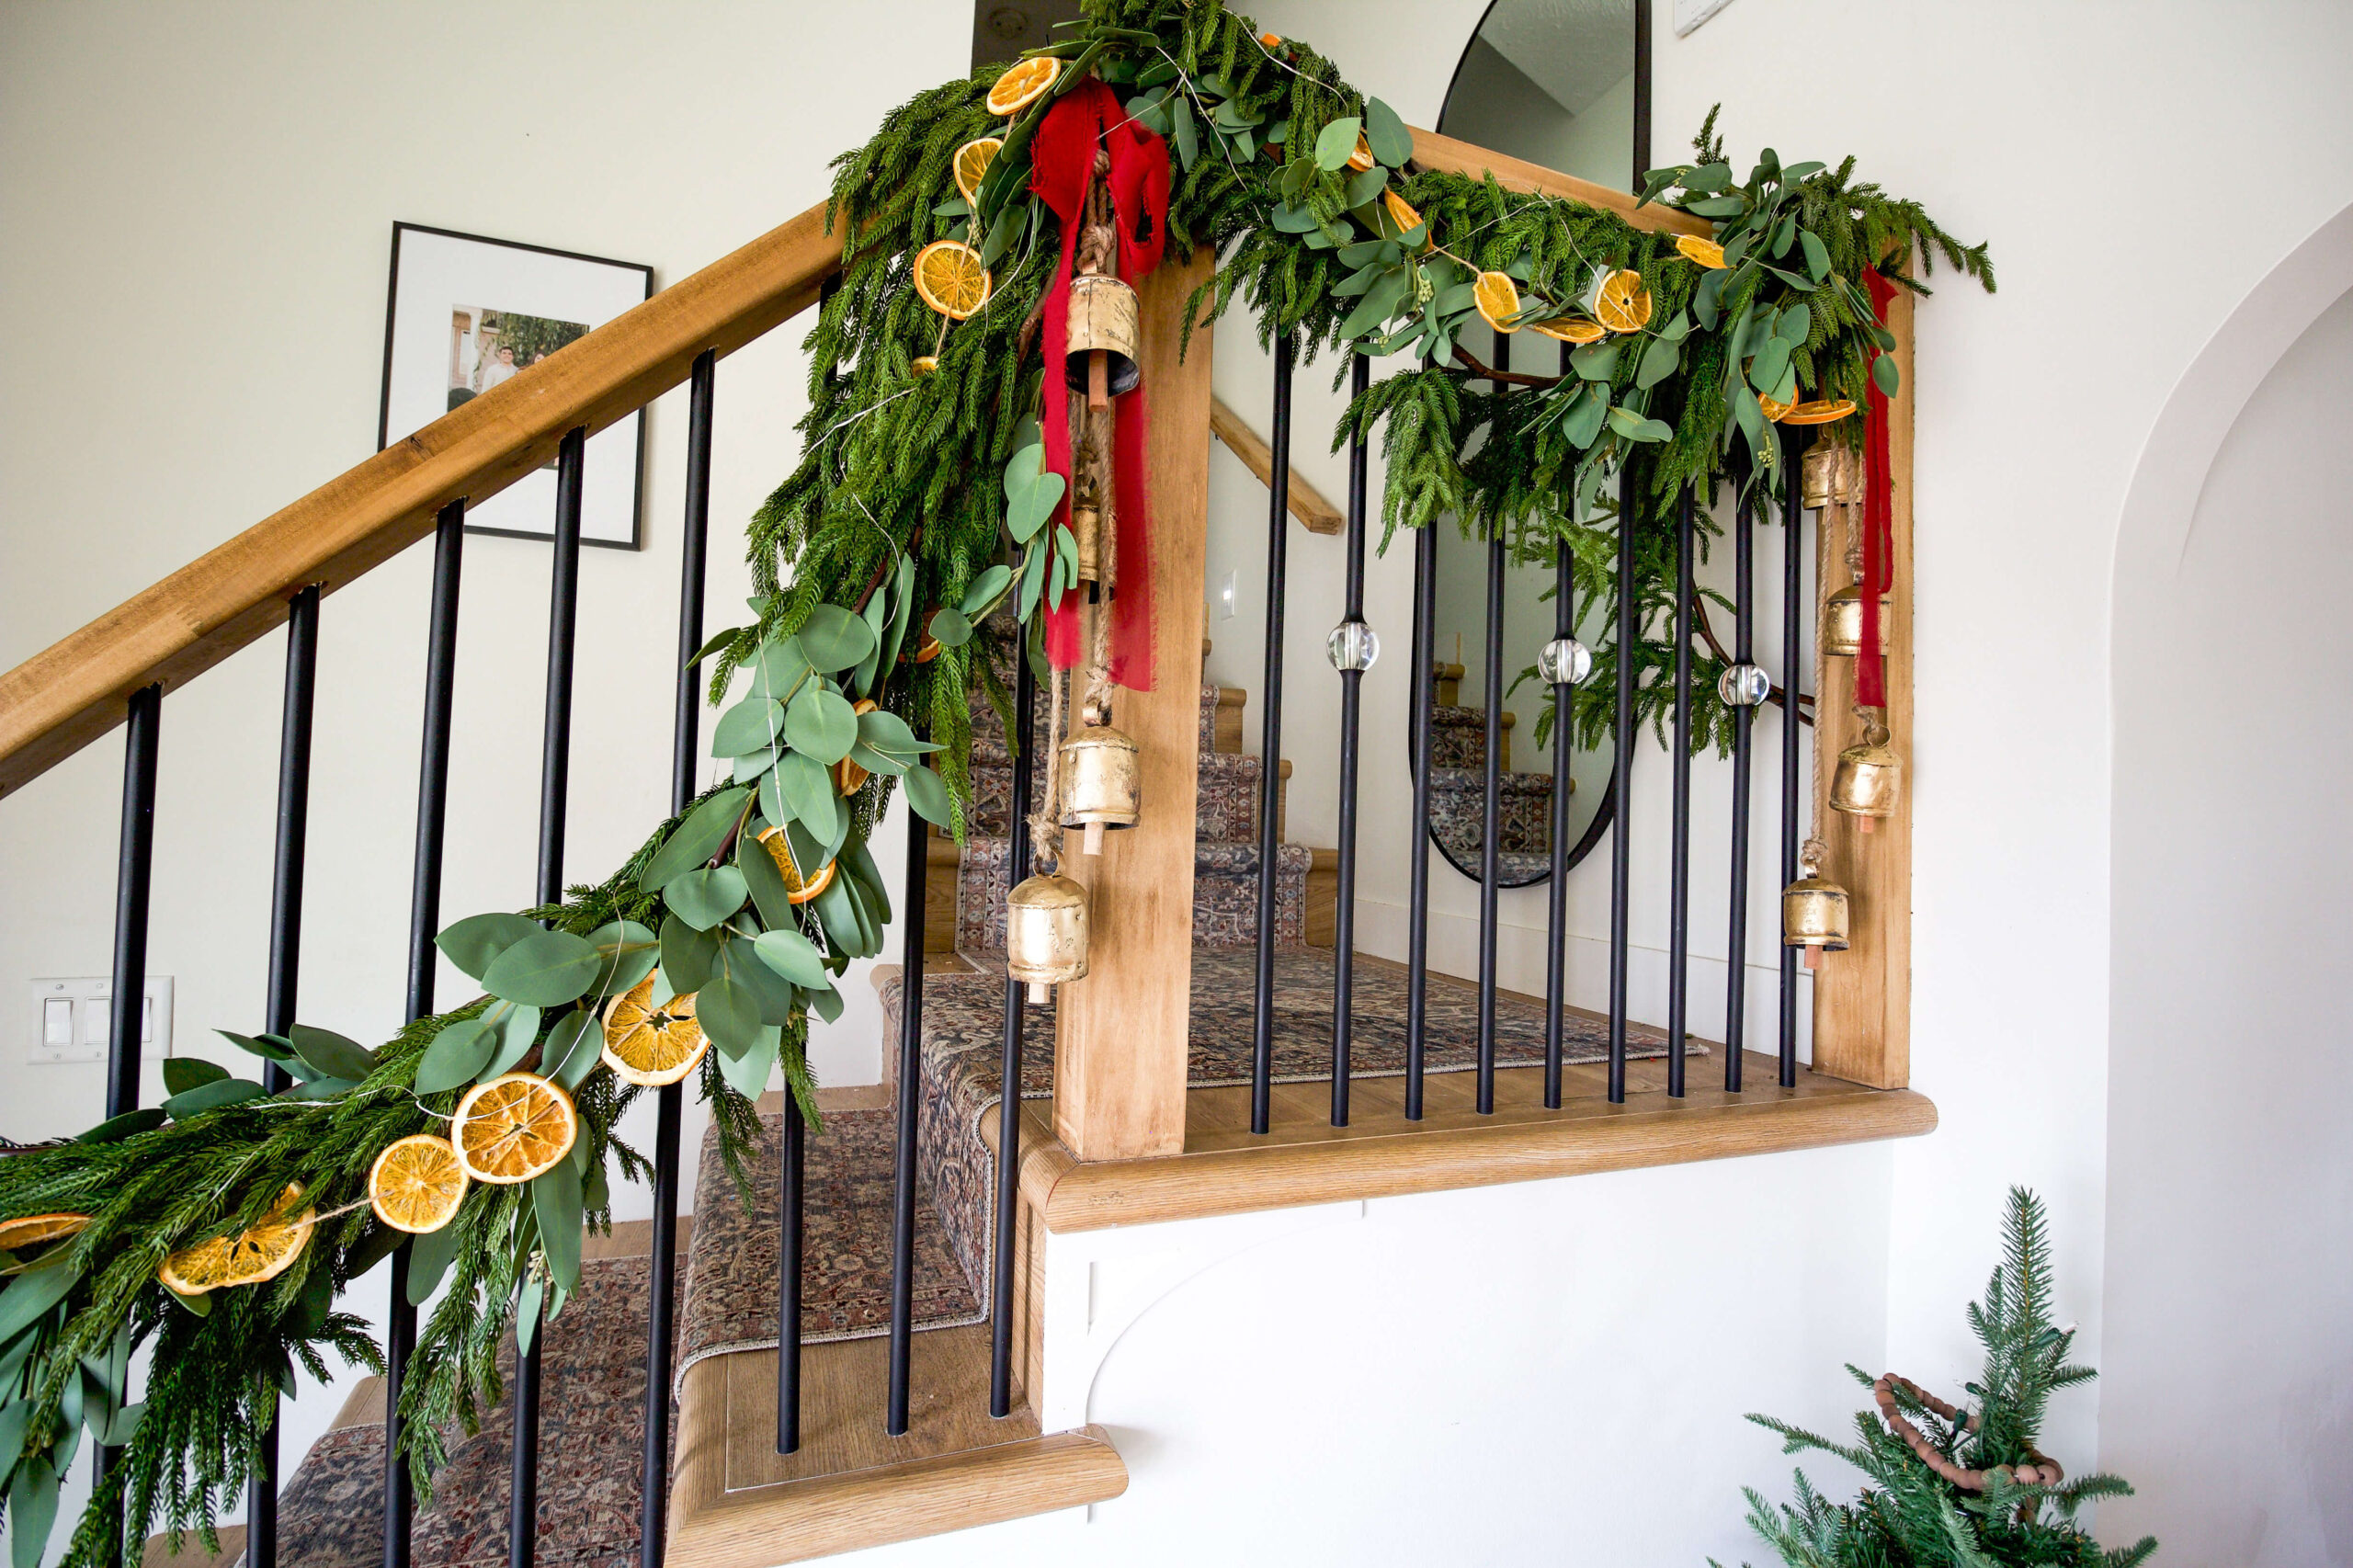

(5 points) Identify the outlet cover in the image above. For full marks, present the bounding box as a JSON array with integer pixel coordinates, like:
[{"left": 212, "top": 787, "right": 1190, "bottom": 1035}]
[{"left": 27, "top": 976, "right": 173, "bottom": 1065}]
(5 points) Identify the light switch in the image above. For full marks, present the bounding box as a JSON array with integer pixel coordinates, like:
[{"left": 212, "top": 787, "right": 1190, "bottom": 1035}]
[
  {"left": 84, "top": 997, "right": 110, "bottom": 1043},
  {"left": 26, "top": 976, "right": 171, "bottom": 1064},
  {"left": 42, "top": 997, "right": 74, "bottom": 1046}
]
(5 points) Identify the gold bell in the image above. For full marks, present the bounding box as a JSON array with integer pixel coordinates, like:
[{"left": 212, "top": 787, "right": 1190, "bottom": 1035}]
[
  {"left": 1829, "top": 725, "right": 1903, "bottom": 829},
  {"left": 1065, "top": 273, "right": 1141, "bottom": 406},
  {"left": 1802, "top": 443, "right": 1865, "bottom": 510},
  {"left": 1822, "top": 585, "right": 1894, "bottom": 657},
  {"left": 1781, "top": 846, "right": 1850, "bottom": 970},
  {"left": 1059, "top": 724, "right": 1141, "bottom": 856},
  {"left": 1006, "top": 873, "right": 1089, "bottom": 1004}
]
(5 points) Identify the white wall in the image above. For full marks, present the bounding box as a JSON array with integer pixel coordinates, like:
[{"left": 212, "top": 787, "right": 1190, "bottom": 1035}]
[
  {"left": 0, "top": 0, "right": 971, "bottom": 1543},
  {"left": 2102, "top": 283, "right": 2353, "bottom": 1563}
]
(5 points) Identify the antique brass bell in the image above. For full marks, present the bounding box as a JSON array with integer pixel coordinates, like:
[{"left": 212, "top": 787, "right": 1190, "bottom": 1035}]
[
  {"left": 1059, "top": 724, "right": 1141, "bottom": 856},
  {"left": 1006, "top": 873, "right": 1089, "bottom": 1004},
  {"left": 1065, "top": 274, "right": 1141, "bottom": 406},
  {"left": 1802, "top": 443, "right": 1865, "bottom": 510},
  {"left": 1822, "top": 585, "right": 1894, "bottom": 657},
  {"left": 1781, "top": 846, "right": 1850, "bottom": 970},
  {"left": 1829, "top": 724, "right": 1903, "bottom": 830}
]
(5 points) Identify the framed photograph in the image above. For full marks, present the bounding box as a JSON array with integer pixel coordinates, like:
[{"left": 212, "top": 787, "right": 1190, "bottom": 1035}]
[{"left": 379, "top": 222, "right": 654, "bottom": 550}]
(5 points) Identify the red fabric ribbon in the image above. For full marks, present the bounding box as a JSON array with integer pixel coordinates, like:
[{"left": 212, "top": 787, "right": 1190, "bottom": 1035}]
[
  {"left": 1858, "top": 270, "right": 1897, "bottom": 710},
  {"left": 1029, "top": 75, "right": 1168, "bottom": 689}
]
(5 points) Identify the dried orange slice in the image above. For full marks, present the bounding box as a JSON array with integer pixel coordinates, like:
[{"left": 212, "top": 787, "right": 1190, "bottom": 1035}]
[
  {"left": 953, "top": 137, "right": 1002, "bottom": 205},
  {"left": 1347, "top": 132, "right": 1377, "bottom": 173},
  {"left": 912, "top": 356, "right": 938, "bottom": 377},
  {"left": 985, "top": 55, "right": 1060, "bottom": 117},
  {"left": 1529, "top": 316, "right": 1606, "bottom": 345},
  {"left": 1592, "top": 268, "right": 1654, "bottom": 334},
  {"left": 756, "top": 826, "right": 837, "bottom": 906},
  {"left": 600, "top": 975, "right": 710, "bottom": 1087},
  {"left": 911, "top": 635, "right": 942, "bottom": 664},
  {"left": 368, "top": 1135, "right": 468, "bottom": 1234},
  {"left": 449, "top": 1074, "right": 576, "bottom": 1187},
  {"left": 0, "top": 1213, "right": 88, "bottom": 1253},
  {"left": 1258, "top": 30, "right": 1283, "bottom": 47},
  {"left": 1781, "top": 398, "right": 1859, "bottom": 426},
  {"left": 1472, "top": 270, "right": 1521, "bottom": 335},
  {"left": 1758, "top": 392, "right": 1792, "bottom": 422},
  {"left": 1676, "top": 235, "right": 1727, "bottom": 269},
  {"left": 1381, "top": 190, "right": 1430, "bottom": 250},
  {"left": 158, "top": 1186, "right": 313, "bottom": 1295},
  {"left": 835, "top": 699, "right": 879, "bottom": 796},
  {"left": 914, "top": 240, "right": 992, "bottom": 321}
]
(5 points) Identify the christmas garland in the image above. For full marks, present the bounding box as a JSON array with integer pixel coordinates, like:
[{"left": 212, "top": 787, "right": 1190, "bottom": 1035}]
[{"left": 0, "top": 5, "right": 1990, "bottom": 1564}]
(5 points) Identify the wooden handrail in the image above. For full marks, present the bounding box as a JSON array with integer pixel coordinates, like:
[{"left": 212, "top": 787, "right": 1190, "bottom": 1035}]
[
  {"left": 1209, "top": 397, "right": 1342, "bottom": 535},
  {"left": 1408, "top": 126, "right": 1711, "bottom": 236},
  {"left": 0, "top": 198, "right": 842, "bottom": 797},
  {"left": 0, "top": 134, "right": 1692, "bottom": 797}
]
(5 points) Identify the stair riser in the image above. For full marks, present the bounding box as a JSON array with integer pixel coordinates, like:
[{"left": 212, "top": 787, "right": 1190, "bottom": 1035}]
[
  {"left": 954, "top": 837, "right": 1309, "bottom": 951},
  {"left": 1429, "top": 771, "right": 1554, "bottom": 854}
]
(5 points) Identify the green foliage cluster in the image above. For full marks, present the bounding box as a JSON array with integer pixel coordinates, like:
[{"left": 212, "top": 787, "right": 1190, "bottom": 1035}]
[
  {"left": 0, "top": 6, "right": 1994, "bottom": 1565},
  {"left": 1723, "top": 1189, "right": 2155, "bottom": 1568}
]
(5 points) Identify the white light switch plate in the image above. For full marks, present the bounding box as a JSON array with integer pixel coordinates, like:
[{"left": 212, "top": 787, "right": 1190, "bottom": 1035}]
[{"left": 27, "top": 976, "right": 173, "bottom": 1065}]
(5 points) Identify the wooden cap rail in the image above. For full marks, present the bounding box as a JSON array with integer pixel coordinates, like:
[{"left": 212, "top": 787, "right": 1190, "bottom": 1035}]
[
  {"left": 0, "top": 132, "right": 1694, "bottom": 798},
  {"left": 0, "top": 198, "right": 842, "bottom": 797}
]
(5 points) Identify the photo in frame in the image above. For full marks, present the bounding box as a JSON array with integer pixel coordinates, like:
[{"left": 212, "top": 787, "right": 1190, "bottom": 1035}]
[{"left": 378, "top": 222, "right": 654, "bottom": 549}]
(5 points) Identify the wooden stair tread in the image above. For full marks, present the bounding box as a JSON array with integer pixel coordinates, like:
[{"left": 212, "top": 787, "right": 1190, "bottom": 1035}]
[{"left": 671, "top": 1326, "right": 1123, "bottom": 1568}]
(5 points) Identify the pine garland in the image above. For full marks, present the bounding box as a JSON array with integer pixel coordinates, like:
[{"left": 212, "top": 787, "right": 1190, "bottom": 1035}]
[{"left": 0, "top": 6, "right": 1994, "bottom": 1564}]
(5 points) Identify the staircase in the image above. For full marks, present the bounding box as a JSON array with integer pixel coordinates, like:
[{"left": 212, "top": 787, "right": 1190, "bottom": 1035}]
[{"left": 1423, "top": 665, "right": 1564, "bottom": 882}]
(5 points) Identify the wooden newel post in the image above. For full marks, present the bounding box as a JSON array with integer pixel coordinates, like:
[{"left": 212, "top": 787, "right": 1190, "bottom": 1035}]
[{"left": 1050, "top": 251, "right": 1213, "bottom": 1162}]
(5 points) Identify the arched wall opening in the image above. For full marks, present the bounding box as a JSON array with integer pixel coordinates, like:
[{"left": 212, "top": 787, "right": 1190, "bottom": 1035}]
[{"left": 2102, "top": 203, "right": 2353, "bottom": 1562}]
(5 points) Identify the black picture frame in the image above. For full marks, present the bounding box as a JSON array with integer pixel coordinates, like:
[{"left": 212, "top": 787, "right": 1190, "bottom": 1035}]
[{"left": 377, "top": 221, "right": 654, "bottom": 551}]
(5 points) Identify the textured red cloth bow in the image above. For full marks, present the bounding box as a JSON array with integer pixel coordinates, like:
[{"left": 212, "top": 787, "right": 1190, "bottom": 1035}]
[
  {"left": 1029, "top": 75, "right": 1169, "bottom": 689},
  {"left": 1857, "top": 270, "right": 1897, "bottom": 710}
]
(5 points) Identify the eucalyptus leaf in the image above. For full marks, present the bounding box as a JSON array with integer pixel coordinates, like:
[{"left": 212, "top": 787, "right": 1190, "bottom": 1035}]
[
  {"left": 752, "top": 927, "right": 829, "bottom": 988},
  {"left": 533, "top": 1160, "right": 584, "bottom": 1292},
  {"left": 902, "top": 764, "right": 954, "bottom": 829},
  {"left": 290, "top": 1025, "right": 376, "bottom": 1082},
  {"left": 516, "top": 1274, "right": 544, "bottom": 1357},
  {"left": 1004, "top": 447, "right": 1064, "bottom": 544},
  {"left": 960, "top": 564, "right": 1012, "bottom": 618},
  {"left": 1873, "top": 352, "right": 1901, "bottom": 397},
  {"left": 216, "top": 1028, "right": 295, "bottom": 1064},
  {"left": 543, "top": 1010, "right": 602, "bottom": 1091},
  {"left": 1800, "top": 228, "right": 1831, "bottom": 282},
  {"left": 665, "top": 865, "right": 749, "bottom": 931},
  {"left": 854, "top": 707, "right": 940, "bottom": 765},
  {"left": 161, "top": 1078, "right": 267, "bottom": 1119},
  {"left": 732, "top": 751, "right": 777, "bottom": 784},
  {"left": 658, "top": 914, "right": 720, "bottom": 994},
  {"left": 778, "top": 752, "right": 843, "bottom": 842},
  {"left": 795, "top": 605, "right": 875, "bottom": 673},
  {"left": 843, "top": 833, "right": 892, "bottom": 927},
  {"left": 413, "top": 1015, "right": 496, "bottom": 1094},
  {"left": 1313, "top": 115, "right": 1362, "bottom": 171},
  {"left": 928, "top": 607, "right": 975, "bottom": 648},
  {"left": 737, "top": 828, "right": 798, "bottom": 928},
  {"left": 977, "top": 196, "right": 1027, "bottom": 269},
  {"left": 637, "top": 787, "right": 749, "bottom": 892},
  {"left": 1171, "top": 91, "right": 1198, "bottom": 170},
  {"left": 785, "top": 684, "right": 859, "bottom": 764},
  {"left": 75, "top": 1108, "right": 165, "bottom": 1142},
  {"left": 1570, "top": 340, "right": 1620, "bottom": 382},
  {"left": 1343, "top": 164, "right": 1386, "bottom": 209},
  {"left": 747, "top": 638, "right": 813, "bottom": 703},
  {"left": 808, "top": 985, "right": 846, "bottom": 1025},
  {"left": 1363, "top": 96, "right": 1411, "bottom": 166},
  {"left": 717, "top": 1025, "right": 779, "bottom": 1099},
  {"left": 435, "top": 912, "right": 540, "bottom": 981},
  {"left": 852, "top": 583, "right": 890, "bottom": 698},
  {"left": 406, "top": 1221, "right": 460, "bottom": 1304},
  {"left": 481, "top": 1004, "right": 543, "bottom": 1079},
  {"left": 877, "top": 554, "right": 917, "bottom": 676},
  {"left": 722, "top": 941, "right": 800, "bottom": 1026},
  {"left": 162, "top": 1057, "right": 229, "bottom": 1096},
  {"left": 480, "top": 930, "right": 603, "bottom": 1007},
  {"left": 1562, "top": 383, "right": 1609, "bottom": 449},
  {"left": 696, "top": 973, "right": 765, "bottom": 1059},
  {"left": 0, "top": 1255, "right": 80, "bottom": 1344},
  {"left": 585, "top": 920, "right": 660, "bottom": 999},
  {"left": 1635, "top": 335, "right": 1681, "bottom": 390},
  {"left": 10, "top": 1457, "right": 58, "bottom": 1568},
  {"left": 710, "top": 698, "right": 786, "bottom": 758}
]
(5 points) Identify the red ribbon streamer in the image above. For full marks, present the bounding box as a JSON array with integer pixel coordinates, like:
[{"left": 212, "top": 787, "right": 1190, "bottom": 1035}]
[
  {"left": 1858, "top": 271, "right": 1897, "bottom": 710},
  {"left": 1029, "top": 76, "right": 1169, "bottom": 689}
]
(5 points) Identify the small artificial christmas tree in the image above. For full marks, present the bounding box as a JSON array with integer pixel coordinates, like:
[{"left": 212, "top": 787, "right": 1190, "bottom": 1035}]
[{"left": 1721, "top": 1187, "right": 2157, "bottom": 1567}]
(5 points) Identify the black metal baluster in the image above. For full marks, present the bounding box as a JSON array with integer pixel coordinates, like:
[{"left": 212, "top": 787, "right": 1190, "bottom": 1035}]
[
  {"left": 1726, "top": 470, "right": 1756, "bottom": 1092},
  {"left": 1473, "top": 335, "right": 1509, "bottom": 1115},
  {"left": 1405, "top": 512, "right": 1438, "bottom": 1121},
  {"left": 248, "top": 585, "right": 318, "bottom": 1568},
  {"left": 513, "top": 428, "right": 585, "bottom": 1568},
  {"left": 1542, "top": 341, "right": 1576, "bottom": 1110},
  {"left": 389, "top": 499, "right": 463, "bottom": 1568},
  {"left": 990, "top": 631, "right": 1039, "bottom": 1415},
  {"left": 1606, "top": 468, "right": 1636, "bottom": 1105},
  {"left": 1248, "top": 332, "right": 1295, "bottom": 1136},
  {"left": 94, "top": 680, "right": 160, "bottom": 1562},
  {"left": 1779, "top": 431, "right": 1806, "bottom": 1088},
  {"left": 1328, "top": 353, "right": 1372, "bottom": 1128},
  {"left": 886, "top": 758, "right": 929, "bottom": 1435},
  {"left": 776, "top": 1105, "right": 804, "bottom": 1451},
  {"left": 642, "top": 351, "right": 714, "bottom": 1528},
  {"left": 1666, "top": 487, "right": 1694, "bottom": 1098}
]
